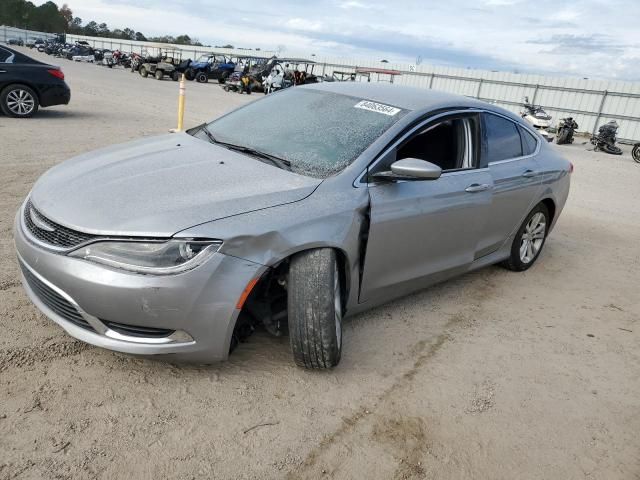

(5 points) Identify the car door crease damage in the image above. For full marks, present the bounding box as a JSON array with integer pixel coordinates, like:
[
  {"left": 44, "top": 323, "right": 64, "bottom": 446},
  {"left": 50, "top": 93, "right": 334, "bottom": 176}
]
[{"left": 14, "top": 82, "right": 571, "bottom": 368}]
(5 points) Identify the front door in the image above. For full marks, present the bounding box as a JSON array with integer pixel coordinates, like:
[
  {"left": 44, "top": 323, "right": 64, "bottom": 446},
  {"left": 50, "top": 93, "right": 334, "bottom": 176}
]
[{"left": 359, "top": 112, "right": 493, "bottom": 304}]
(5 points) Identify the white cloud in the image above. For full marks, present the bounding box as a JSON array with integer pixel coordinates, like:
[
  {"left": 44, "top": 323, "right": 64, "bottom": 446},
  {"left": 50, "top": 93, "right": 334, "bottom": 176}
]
[{"left": 33, "top": 0, "right": 640, "bottom": 79}]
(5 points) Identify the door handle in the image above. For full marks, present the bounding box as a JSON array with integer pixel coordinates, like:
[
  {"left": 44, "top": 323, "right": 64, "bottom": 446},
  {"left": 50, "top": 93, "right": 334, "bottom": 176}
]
[
  {"left": 465, "top": 183, "right": 491, "bottom": 193},
  {"left": 522, "top": 170, "right": 539, "bottom": 178}
]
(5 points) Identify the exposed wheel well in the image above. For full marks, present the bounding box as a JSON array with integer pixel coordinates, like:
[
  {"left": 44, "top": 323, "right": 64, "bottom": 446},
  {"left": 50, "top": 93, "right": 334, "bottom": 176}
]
[
  {"left": 540, "top": 198, "right": 556, "bottom": 226},
  {"left": 231, "top": 247, "right": 350, "bottom": 350}
]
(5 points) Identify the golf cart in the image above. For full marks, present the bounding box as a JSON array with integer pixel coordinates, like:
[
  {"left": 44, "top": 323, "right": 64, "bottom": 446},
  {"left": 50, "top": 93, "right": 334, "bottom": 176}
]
[
  {"left": 222, "top": 56, "right": 271, "bottom": 93},
  {"left": 262, "top": 58, "right": 319, "bottom": 94},
  {"left": 139, "top": 49, "right": 183, "bottom": 80}
]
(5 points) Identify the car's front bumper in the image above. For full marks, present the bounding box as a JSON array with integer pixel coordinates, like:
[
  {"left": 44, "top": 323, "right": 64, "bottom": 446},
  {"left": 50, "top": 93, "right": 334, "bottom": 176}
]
[{"left": 14, "top": 210, "right": 265, "bottom": 363}]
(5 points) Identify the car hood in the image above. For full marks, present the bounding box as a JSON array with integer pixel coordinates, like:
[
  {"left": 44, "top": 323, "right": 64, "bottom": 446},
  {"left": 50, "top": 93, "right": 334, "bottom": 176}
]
[{"left": 30, "top": 133, "right": 321, "bottom": 237}]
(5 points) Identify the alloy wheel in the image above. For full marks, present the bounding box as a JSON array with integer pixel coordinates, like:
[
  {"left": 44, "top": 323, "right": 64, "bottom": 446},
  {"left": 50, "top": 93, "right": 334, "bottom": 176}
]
[
  {"left": 520, "top": 212, "right": 546, "bottom": 264},
  {"left": 6, "top": 89, "right": 35, "bottom": 116}
]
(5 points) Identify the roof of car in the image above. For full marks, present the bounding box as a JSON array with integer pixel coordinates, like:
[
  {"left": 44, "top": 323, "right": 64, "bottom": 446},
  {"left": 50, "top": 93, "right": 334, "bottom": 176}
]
[{"left": 303, "top": 81, "right": 501, "bottom": 114}]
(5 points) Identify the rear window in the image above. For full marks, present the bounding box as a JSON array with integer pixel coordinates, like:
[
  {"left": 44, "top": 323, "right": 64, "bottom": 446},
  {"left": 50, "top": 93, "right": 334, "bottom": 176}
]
[
  {"left": 483, "top": 113, "right": 523, "bottom": 163},
  {"left": 519, "top": 125, "right": 538, "bottom": 155},
  {"left": 0, "top": 48, "right": 12, "bottom": 63}
]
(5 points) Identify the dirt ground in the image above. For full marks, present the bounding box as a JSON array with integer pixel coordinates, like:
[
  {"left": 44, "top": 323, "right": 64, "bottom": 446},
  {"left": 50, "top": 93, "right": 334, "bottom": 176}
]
[{"left": 1, "top": 47, "right": 639, "bottom": 480}]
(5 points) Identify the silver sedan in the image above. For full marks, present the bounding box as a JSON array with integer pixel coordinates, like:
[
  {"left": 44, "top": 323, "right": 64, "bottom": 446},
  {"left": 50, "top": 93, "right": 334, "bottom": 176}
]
[{"left": 14, "top": 83, "right": 571, "bottom": 369}]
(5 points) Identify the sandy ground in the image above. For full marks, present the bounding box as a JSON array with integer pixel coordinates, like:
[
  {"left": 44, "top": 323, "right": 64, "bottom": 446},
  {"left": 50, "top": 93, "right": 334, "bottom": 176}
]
[{"left": 1, "top": 47, "right": 639, "bottom": 480}]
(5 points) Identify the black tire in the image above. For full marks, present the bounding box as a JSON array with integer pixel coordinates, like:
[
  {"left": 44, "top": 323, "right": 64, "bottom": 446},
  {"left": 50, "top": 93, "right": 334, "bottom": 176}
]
[
  {"left": 171, "top": 71, "right": 180, "bottom": 81},
  {"left": 556, "top": 128, "right": 569, "bottom": 145},
  {"left": 632, "top": 144, "right": 640, "bottom": 164},
  {"left": 185, "top": 68, "right": 194, "bottom": 81},
  {"left": 139, "top": 66, "right": 148, "bottom": 78},
  {"left": 288, "top": 249, "right": 343, "bottom": 369},
  {"left": 218, "top": 71, "right": 229, "bottom": 84},
  {"left": 154, "top": 69, "right": 164, "bottom": 80},
  {"left": 501, "top": 203, "right": 550, "bottom": 272},
  {"left": 0, "top": 84, "right": 39, "bottom": 118},
  {"left": 195, "top": 71, "right": 208, "bottom": 83},
  {"left": 603, "top": 144, "right": 623, "bottom": 155}
]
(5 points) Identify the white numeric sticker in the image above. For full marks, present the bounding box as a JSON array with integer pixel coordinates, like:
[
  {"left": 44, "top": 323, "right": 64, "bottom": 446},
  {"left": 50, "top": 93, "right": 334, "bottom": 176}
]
[{"left": 354, "top": 100, "right": 401, "bottom": 116}]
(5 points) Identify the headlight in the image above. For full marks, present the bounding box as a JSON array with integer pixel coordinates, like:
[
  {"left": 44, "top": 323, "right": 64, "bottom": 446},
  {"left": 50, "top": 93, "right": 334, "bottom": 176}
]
[{"left": 68, "top": 240, "right": 221, "bottom": 275}]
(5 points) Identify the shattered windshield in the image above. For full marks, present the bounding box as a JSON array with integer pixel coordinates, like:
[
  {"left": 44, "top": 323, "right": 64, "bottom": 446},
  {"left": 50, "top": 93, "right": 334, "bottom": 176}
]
[{"left": 196, "top": 88, "right": 407, "bottom": 179}]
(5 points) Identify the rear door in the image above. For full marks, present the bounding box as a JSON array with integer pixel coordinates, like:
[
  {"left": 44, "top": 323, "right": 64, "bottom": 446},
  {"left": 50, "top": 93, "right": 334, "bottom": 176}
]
[
  {"left": 474, "top": 113, "right": 543, "bottom": 258},
  {"left": 359, "top": 112, "right": 493, "bottom": 304}
]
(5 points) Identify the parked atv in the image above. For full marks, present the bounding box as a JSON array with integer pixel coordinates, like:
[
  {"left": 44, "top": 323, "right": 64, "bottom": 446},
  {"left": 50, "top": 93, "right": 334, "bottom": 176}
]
[
  {"left": 590, "top": 120, "right": 623, "bottom": 155},
  {"left": 171, "top": 59, "right": 192, "bottom": 81},
  {"left": 556, "top": 117, "right": 578, "bottom": 145},
  {"left": 187, "top": 54, "right": 236, "bottom": 83},
  {"left": 223, "top": 57, "right": 269, "bottom": 93}
]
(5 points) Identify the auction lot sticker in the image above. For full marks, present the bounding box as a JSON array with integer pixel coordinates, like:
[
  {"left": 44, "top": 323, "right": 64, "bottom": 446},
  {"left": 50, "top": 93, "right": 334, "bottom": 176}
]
[{"left": 354, "top": 100, "right": 401, "bottom": 116}]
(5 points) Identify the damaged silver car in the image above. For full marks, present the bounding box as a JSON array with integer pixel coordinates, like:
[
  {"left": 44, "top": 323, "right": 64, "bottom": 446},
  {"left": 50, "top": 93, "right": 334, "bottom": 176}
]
[{"left": 14, "top": 83, "right": 571, "bottom": 369}]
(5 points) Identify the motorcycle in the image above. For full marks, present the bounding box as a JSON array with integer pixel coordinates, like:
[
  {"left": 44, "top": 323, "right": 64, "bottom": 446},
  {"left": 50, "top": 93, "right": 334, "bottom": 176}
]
[
  {"left": 556, "top": 117, "right": 578, "bottom": 145},
  {"left": 521, "top": 96, "right": 553, "bottom": 141},
  {"left": 632, "top": 143, "right": 640, "bottom": 163},
  {"left": 590, "top": 120, "right": 623, "bottom": 155}
]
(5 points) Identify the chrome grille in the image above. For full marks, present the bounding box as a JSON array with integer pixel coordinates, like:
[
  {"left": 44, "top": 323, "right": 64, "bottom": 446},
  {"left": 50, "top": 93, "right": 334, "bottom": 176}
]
[
  {"left": 24, "top": 200, "right": 96, "bottom": 249},
  {"left": 20, "top": 262, "right": 94, "bottom": 331}
]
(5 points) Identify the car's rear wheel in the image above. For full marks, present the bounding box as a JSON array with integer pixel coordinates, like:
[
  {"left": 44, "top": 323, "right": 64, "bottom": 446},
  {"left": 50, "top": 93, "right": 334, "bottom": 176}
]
[
  {"left": 1, "top": 85, "right": 39, "bottom": 118},
  {"left": 155, "top": 69, "right": 164, "bottom": 80},
  {"left": 288, "top": 248, "right": 342, "bottom": 369},
  {"left": 171, "top": 71, "right": 180, "bottom": 81},
  {"left": 139, "top": 66, "right": 148, "bottom": 77},
  {"left": 195, "top": 71, "right": 208, "bottom": 83},
  {"left": 502, "top": 203, "right": 549, "bottom": 271}
]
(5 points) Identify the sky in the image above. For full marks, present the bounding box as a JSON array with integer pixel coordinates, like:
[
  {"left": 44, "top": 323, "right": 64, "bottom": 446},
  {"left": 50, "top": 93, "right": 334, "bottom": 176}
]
[{"left": 36, "top": 0, "right": 640, "bottom": 80}]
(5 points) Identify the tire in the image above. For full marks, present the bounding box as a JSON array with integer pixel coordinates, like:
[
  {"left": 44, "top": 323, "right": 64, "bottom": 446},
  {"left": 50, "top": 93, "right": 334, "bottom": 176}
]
[
  {"left": 155, "top": 69, "right": 164, "bottom": 80},
  {"left": 0, "top": 84, "right": 39, "bottom": 118},
  {"left": 501, "top": 203, "right": 550, "bottom": 272},
  {"left": 288, "top": 249, "right": 343, "bottom": 369},
  {"left": 171, "top": 71, "right": 180, "bottom": 81},
  {"left": 185, "top": 68, "right": 194, "bottom": 81},
  {"left": 195, "top": 71, "right": 208, "bottom": 83},
  {"left": 218, "top": 71, "right": 229, "bottom": 84},
  {"left": 139, "top": 66, "right": 148, "bottom": 78},
  {"left": 603, "top": 143, "right": 623, "bottom": 155},
  {"left": 556, "top": 128, "right": 569, "bottom": 145},
  {"left": 632, "top": 144, "right": 640, "bottom": 164}
]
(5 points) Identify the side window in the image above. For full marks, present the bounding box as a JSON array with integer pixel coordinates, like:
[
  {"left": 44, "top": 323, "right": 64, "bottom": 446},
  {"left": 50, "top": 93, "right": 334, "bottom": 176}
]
[
  {"left": 0, "top": 48, "right": 12, "bottom": 63},
  {"left": 519, "top": 125, "right": 538, "bottom": 156},
  {"left": 396, "top": 116, "right": 478, "bottom": 171},
  {"left": 483, "top": 113, "right": 523, "bottom": 163}
]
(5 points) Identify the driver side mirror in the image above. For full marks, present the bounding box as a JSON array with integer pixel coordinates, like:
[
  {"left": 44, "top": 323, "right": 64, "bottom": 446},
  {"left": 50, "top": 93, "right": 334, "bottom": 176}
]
[{"left": 371, "top": 158, "right": 442, "bottom": 182}]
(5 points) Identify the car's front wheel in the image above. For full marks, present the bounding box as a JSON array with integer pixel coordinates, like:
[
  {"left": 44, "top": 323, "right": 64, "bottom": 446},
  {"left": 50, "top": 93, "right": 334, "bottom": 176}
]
[
  {"left": 288, "top": 248, "right": 342, "bottom": 369},
  {"left": 1, "top": 84, "right": 39, "bottom": 118},
  {"left": 502, "top": 203, "right": 549, "bottom": 271}
]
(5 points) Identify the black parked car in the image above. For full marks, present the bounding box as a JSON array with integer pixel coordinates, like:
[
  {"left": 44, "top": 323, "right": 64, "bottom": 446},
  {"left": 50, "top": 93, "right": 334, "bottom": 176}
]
[{"left": 0, "top": 46, "right": 70, "bottom": 118}]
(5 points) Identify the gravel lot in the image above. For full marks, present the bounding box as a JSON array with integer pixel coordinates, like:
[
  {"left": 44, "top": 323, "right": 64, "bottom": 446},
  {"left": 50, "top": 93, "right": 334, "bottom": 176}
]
[{"left": 1, "top": 47, "right": 639, "bottom": 480}]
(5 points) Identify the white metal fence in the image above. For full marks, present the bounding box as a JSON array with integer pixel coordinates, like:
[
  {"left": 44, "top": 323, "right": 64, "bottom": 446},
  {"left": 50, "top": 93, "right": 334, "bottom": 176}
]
[
  {"left": 0, "top": 25, "right": 58, "bottom": 43},
  {"left": 4, "top": 28, "right": 640, "bottom": 142}
]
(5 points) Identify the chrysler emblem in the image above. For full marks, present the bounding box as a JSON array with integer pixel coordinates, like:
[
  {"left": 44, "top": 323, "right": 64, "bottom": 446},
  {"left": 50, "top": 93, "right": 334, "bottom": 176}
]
[{"left": 29, "top": 207, "right": 55, "bottom": 232}]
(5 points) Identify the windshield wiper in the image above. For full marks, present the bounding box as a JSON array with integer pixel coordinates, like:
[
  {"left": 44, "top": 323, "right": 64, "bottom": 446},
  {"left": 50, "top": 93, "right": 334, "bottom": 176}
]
[{"left": 198, "top": 125, "right": 292, "bottom": 171}]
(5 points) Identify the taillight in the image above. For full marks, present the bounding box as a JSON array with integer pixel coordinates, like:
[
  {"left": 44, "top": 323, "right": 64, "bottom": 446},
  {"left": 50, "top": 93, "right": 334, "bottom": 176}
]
[
  {"left": 569, "top": 162, "right": 574, "bottom": 174},
  {"left": 47, "top": 69, "right": 64, "bottom": 80}
]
